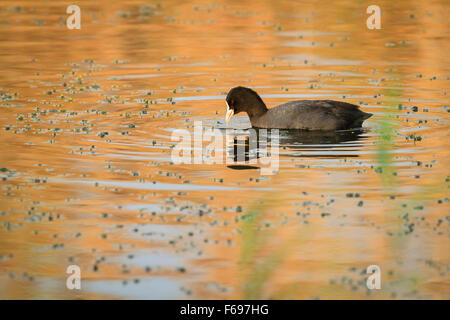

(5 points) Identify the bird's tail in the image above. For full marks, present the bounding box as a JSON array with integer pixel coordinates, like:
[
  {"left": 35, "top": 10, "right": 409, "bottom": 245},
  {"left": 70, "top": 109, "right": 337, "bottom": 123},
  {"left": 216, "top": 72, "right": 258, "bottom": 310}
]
[{"left": 351, "top": 111, "right": 373, "bottom": 128}]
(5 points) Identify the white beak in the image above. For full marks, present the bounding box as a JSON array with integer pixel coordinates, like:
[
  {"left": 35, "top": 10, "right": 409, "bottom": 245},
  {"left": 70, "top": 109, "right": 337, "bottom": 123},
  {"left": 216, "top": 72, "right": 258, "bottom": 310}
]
[{"left": 225, "top": 101, "right": 234, "bottom": 124}]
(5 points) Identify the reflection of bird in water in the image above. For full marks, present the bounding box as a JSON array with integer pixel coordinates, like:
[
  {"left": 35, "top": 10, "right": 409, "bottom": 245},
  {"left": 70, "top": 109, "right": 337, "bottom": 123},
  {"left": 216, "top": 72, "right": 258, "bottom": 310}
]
[
  {"left": 279, "top": 128, "right": 367, "bottom": 145},
  {"left": 226, "top": 128, "right": 368, "bottom": 170}
]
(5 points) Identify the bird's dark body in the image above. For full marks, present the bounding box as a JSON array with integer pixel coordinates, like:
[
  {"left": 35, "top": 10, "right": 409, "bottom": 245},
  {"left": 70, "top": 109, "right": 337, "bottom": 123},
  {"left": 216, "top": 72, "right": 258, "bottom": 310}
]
[
  {"left": 225, "top": 86, "right": 372, "bottom": 131},
  {"left": 252, "top": 100, "right": 372, "bottom": 130}
]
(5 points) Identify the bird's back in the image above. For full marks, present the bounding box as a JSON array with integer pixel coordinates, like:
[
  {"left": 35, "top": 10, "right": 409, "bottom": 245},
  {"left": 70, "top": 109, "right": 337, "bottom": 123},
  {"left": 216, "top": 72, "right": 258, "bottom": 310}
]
[{"left": 251, "top": 100, "right": 372, "bottom": 130}]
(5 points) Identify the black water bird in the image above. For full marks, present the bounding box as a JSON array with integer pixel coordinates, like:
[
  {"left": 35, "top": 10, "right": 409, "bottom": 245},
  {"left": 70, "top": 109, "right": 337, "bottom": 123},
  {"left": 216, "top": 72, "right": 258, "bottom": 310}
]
[{"left": 225, "top": 86, "right": 372, "bottom": 130}]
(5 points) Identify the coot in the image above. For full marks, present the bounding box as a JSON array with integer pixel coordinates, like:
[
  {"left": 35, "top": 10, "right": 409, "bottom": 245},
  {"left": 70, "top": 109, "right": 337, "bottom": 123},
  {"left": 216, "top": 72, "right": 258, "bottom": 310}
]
[{"left": 225, "top": 86, "right": 372, "bottom": 130}]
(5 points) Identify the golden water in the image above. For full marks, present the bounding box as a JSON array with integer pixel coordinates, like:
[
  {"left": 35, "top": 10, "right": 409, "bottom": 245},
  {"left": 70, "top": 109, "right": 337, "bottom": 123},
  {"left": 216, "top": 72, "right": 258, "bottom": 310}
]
[{"left": 0, "top": 0, "right": 449, "bottom": 299}]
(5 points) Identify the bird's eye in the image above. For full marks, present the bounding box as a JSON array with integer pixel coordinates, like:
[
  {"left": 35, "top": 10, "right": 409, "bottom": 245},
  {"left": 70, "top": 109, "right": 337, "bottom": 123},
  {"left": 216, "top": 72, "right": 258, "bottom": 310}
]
[{"left": 231, "top": 100, "right": 234, "bottom": 106}]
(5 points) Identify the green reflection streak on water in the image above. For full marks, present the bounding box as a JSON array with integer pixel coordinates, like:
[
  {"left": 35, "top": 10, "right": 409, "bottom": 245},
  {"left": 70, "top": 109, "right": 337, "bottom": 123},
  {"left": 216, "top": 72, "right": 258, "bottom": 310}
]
[
  {"left": 379, "top": 83, "right": 448, "bottom": 297},
  {"left": 237, "top": 198, "right": 282, "bottom": 299},
  {"left": 377, "top": 87, "right": 401, "bottom": 189},
  {"left": 239, "top": 200, "right": 275, "bottom": 300},
  {"left": 238, "top": 195, "right": 306, "bottom": 299}
]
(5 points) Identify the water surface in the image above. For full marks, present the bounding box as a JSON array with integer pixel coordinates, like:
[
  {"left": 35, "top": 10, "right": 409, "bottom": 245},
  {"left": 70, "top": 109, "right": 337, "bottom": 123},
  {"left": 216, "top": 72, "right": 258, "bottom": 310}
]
[{"left": 0, "top": 0, "right": 449, "bottom": 299}]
